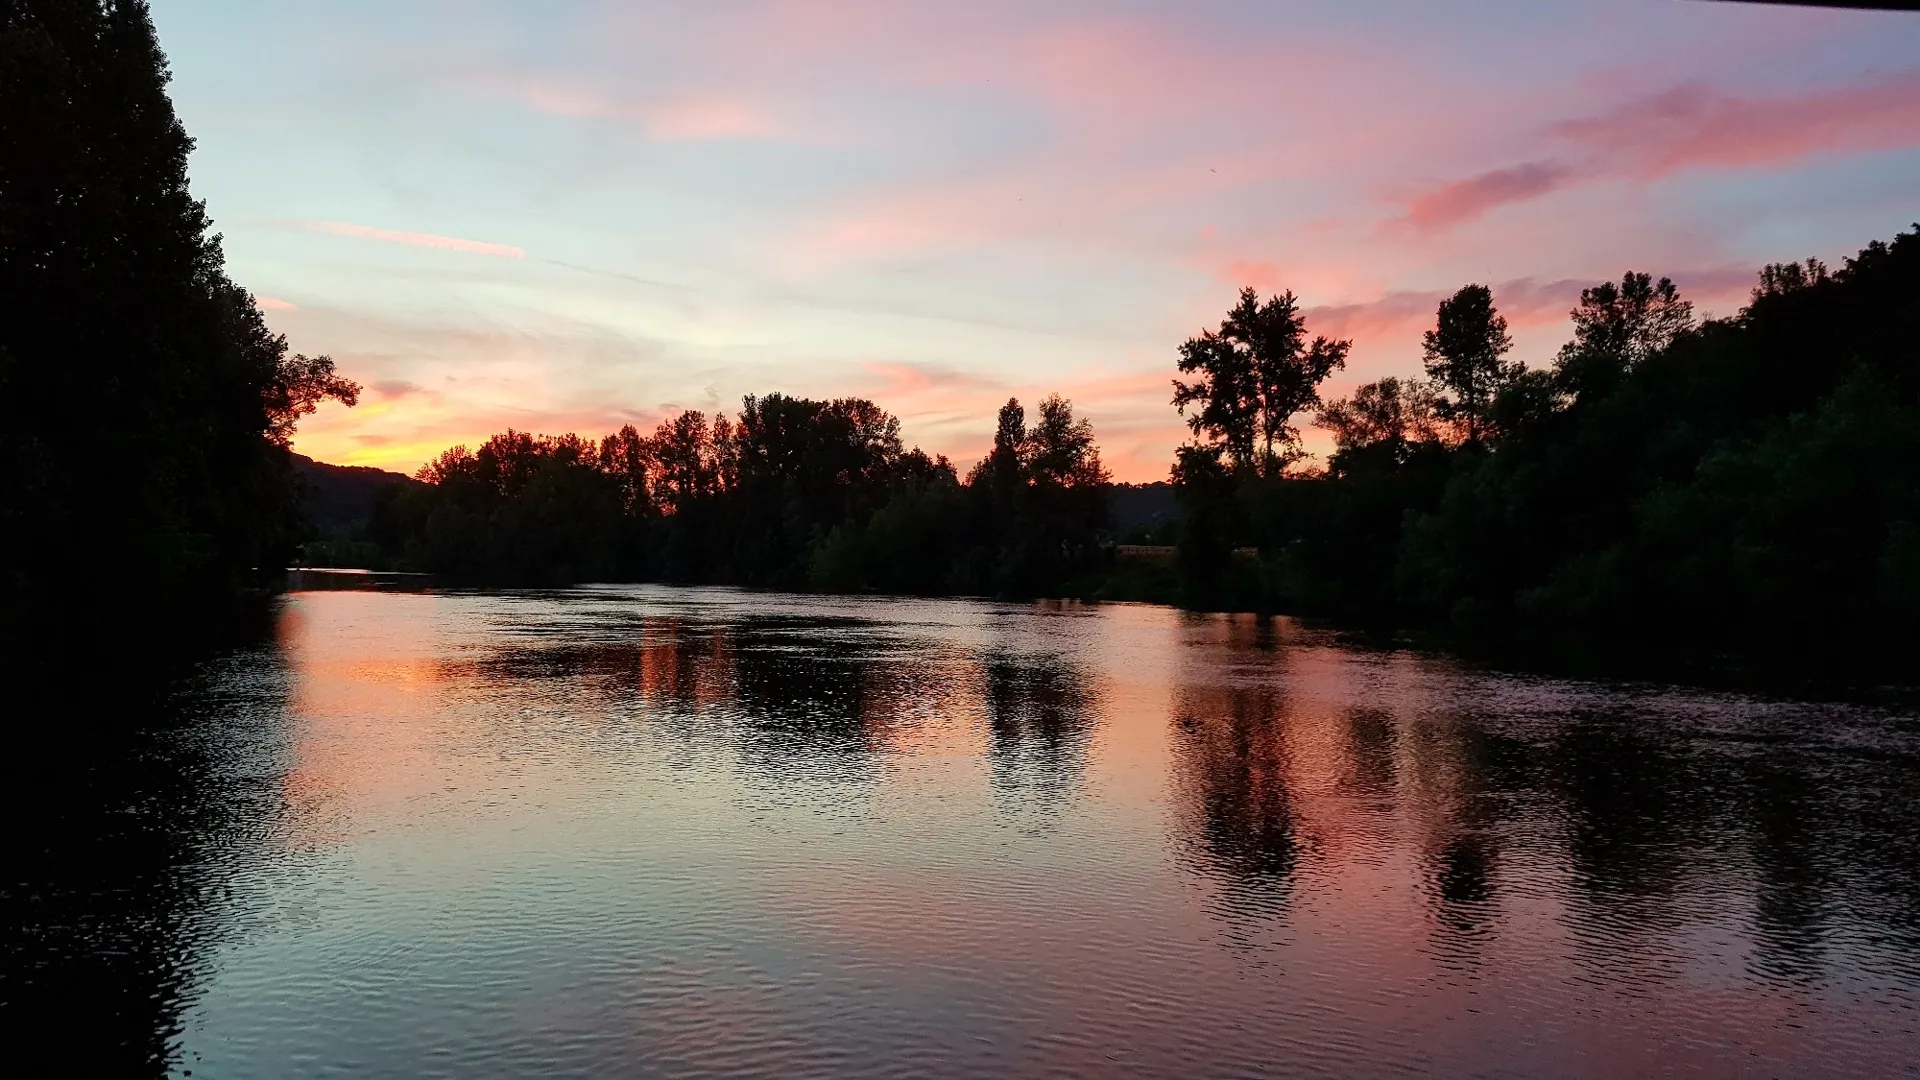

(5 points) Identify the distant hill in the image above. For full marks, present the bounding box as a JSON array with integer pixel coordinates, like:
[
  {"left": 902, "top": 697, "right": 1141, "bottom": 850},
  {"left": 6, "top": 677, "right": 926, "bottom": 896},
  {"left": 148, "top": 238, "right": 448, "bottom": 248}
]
[
  {"left": 293, "top": 454, "right": 420, "bottom": 534},
  {"left": 1111, "top": 482, "right": 1179, "bottom": 531}
]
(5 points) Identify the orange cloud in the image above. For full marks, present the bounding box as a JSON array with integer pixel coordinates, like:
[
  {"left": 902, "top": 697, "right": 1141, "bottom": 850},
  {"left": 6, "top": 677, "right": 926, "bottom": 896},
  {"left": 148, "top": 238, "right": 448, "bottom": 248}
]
[
  {"left": 292, "top": 220, "right": 526, "bottom": 258},
  {"left": 253, "top": 294, "right": 298, "bottom": 311},
  {"left": 861, "top": 361, "right": 1000, "bottom": 399}
]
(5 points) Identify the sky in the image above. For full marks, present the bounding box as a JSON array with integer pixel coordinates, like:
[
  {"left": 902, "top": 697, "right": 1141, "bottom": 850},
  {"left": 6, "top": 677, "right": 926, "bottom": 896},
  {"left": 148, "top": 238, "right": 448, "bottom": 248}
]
[{"left": 151, "top": 0, "right": 1920, "bottom": 481}]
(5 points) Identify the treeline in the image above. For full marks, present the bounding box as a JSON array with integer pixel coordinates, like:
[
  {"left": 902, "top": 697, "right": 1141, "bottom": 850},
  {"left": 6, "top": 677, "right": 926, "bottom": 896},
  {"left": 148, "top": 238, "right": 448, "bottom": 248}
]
[
  {"left": 1171, "top": 226, "right": 1920, "bottom": 669},
  {"left": 377, "top": 393, "right": 1111, "bottom": 596},
  {"left": 1, "top": 1, "right": 356, "bottom": 648},
  {"left": 377, "top": 224, "right": 1920, "bottom": 673}
]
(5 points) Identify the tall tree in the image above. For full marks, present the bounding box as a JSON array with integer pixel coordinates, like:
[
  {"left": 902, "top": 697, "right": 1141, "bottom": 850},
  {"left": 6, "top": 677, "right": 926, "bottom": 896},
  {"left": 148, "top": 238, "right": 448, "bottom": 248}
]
[
  {"left": 1422, "top": 284, "right": 1516, "bottom": 443},
  {"left": 1174, "top": 287, "right": 1349, "bottom": 474},
  {"left": 1, "top": 0, "right": 356, "bottom": 636},
  {"left": 971, "top": 398, "right": 1028, "bottom": 498},
  {"left": 1553, "top": 272, "right": 1694, "bottom": 400},
  {"left": 1024, "top": 394, "right": 1109, "bottom": 489}
]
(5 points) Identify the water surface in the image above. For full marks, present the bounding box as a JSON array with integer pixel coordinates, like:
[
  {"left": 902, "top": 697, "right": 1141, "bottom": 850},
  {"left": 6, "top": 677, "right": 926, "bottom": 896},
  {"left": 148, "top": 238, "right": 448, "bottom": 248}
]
[{"left": 10, "top": 586, "right": 1920, "bottom": 1077}]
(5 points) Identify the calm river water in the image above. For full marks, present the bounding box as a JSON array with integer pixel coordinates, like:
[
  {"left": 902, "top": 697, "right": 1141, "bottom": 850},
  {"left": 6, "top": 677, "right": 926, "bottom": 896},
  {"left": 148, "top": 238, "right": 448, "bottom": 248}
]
[{"left": 9, "top": 586, "right": 1920, "bottom": 1077}]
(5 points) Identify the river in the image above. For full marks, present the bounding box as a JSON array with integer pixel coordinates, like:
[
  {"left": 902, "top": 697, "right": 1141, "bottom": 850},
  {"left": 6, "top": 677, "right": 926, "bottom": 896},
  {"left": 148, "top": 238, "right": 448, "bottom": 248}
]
[{"left": 8, "top": 586, "right": 1920, "bottom": 1077}]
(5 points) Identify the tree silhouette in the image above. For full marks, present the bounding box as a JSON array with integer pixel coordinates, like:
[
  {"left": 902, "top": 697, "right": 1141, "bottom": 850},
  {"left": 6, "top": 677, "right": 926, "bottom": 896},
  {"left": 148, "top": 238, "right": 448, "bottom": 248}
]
[
  {"left": 1025, "top": 393, "right": 1110, "bottom": 489},
  {"left": 267, "top": 353, "right": 360, "bottom": 445},
  {"left": 1316, "top": 376, "right": 1445, "bottom": 459},
  {"left": 1175, "top": 287, "right": 1349, "bottom": 475},
  {"left": 393, "top": 391, "right": 1114, "bottom": 599},
  {"left": 1553, "top": 272, "right": 1693, "bottom": 400},
  {"left": 978, "top": 398, "right": 1028, "bottom": 496},
  {"left": 1, "top": 0, "right": 355, "bottom": 640},
  {"left": 1422, "top": 285, "right": 1517, "bottom": 443}
]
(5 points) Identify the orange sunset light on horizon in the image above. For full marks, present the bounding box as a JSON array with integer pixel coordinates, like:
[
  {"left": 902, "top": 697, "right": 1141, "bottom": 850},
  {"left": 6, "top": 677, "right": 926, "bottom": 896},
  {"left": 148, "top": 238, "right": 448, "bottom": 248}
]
[{"left": 153, "top": 0, "right": 1920, "bottom": 480}]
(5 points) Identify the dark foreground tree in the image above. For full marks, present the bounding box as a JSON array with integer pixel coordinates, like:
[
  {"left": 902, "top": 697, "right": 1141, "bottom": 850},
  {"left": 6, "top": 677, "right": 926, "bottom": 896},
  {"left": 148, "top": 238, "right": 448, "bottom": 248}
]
[{"left": 1, "top": 0, "right": 356, "bottom": 646}]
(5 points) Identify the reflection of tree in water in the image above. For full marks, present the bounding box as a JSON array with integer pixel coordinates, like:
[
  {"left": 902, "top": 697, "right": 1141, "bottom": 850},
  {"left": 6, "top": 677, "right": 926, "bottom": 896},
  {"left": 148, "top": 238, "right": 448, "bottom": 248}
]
[
  {"left": 1433, "top": 835, "right": 1493, "bottom": 904},
  {"left": 729, "top": 623, "right": 887, "bottom": 773},
  {"left": 1745, "top": 759, "right": 1832, "bottom": 980},
  {"left": 1341, "top": 706, "right": 1399, "bottom": 796},
  {"left": 459, "top": 612, "right": 971, "bottom": 782},
  {"left": 1516, "top": 706, "right": 1920, "bottom": 983},
  {"left": 1169, "top": 680, "right": 1300, "bottom": 915},
  {"left": 1725, "top": 729, "right": 1920, "bottom": 983},
  {"left": 456, "top": 614, "right": 724, "bottom": 711},
  {"left": 1345, "top": 701, "right": 1503, "bottom": 945},
  {"left": 1406, "top": 718, "right": 1526, "bottom": 953},
  {"left": 1424, "top": 832, "right": 1499, "bottom": 951},
  {"left": 982, "top": 655, "right": 1096, "bottom": 816},
  {"left": 0, "top": 644, "right": 292, "bottom": 1076}
]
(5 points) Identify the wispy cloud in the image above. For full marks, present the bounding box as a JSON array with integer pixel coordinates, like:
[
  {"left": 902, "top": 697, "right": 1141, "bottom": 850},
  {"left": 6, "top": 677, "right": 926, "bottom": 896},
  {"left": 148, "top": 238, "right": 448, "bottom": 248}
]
[
  {"left": 253, "top": 294, "right": 298, "bottom": 311},
  {"left": 645, "top": 99, "right": 777, "bottom": 141},
  {"left": 861, "top": 361, "right": 1002, "bottom": 399},
  {"left": 288, "top": 220, "right": 526, "bottom": 258},
  {"left": 470, "top": 74, "right": 786, "bottom": 142},
  {"left": 1402, "top": 162, "right": 1574, "bottom": 232},
  {"left": 371, "top": 379, "right": 424, "bottom": 400},
  {"left": 1400, "top": 71, "right": 1920, "bottom": 232},
  {"left": 1556, "top": 72, "right": 1920, "bottom": 177}
]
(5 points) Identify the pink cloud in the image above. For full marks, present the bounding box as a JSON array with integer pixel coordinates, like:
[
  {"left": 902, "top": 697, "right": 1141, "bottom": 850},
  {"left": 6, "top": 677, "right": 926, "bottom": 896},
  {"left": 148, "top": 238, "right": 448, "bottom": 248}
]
[
  {"left": 752, "top": 9, "right": 1442, "bottom": 265},
  {"left": 861, "top": 361, "right": 1000, "bottom": 399},
  {"left": 292, "top": 220, "right": 525, "bottom": 258},
  {"left": 253, "top": 295, "right": 298, "bottom": 311},
  {"left": 1402, "top": 161, "right": 1574, "bottom": 231},
  {"left": 1223, "top": 260, "right": 1286, "bottom": 294},
  {"left": 467, "top": 74, "right": 785, "bottom": 142},
  {"left": 1401, "top": 71, "right": 1920, "bottom": 232},
  {"left": 645, "top": 99, "right": 776, "bottom": 141},
  {"left": 1555, "top": 72, "right": 1920, "bottom": 178}
]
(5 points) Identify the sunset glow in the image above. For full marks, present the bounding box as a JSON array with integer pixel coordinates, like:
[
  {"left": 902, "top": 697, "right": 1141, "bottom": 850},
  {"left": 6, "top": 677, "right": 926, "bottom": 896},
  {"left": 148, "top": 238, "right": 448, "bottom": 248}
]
[{"left": 154, "top": 0, "right": 1920, "bottom": 478}]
